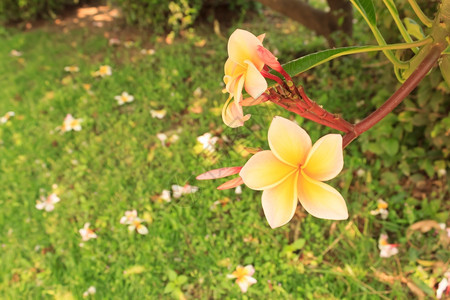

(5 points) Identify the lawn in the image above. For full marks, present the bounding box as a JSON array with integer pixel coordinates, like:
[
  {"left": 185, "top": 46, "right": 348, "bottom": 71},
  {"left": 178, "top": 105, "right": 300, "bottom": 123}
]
[{"left": 0, "top": 6, "right": 448, "bottom": 299}]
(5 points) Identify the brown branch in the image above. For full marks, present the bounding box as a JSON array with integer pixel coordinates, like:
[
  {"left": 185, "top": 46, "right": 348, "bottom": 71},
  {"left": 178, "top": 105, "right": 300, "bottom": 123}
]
[{"left": 342, "top": 44, "right": 445, "bottom": 148}]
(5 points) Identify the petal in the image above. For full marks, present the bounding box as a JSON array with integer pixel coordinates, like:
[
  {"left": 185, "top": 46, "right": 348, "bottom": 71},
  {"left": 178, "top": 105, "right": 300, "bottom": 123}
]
[
  {"left": 268, "top": 116, "right": 312, "bottom": 167},
  {"left": 137, "top": 225, "right": 149, "bottom": 235},
  {"left": 217, "top": 177, "right": 244, "bottom": 190},
  {"left": 297, "top": 171, "right": 348, "bottom": 220},
  {"left": 303, "top": 134, "right": 343, "bottom": 181},
  {"left": 262, "top": 172, "right": 298, "bottom": 228},
  {"left": 196, "top": 166, "right": 243, "bottom": 180},
  {"left": 245, "top": 276, "right": 257, "bottom": 285},
  {"left": 224, "top": 58, "right": 246, "bottom": 78},
  {"left": 240, "top": 150, "right": 296, "bottom": 190},
  {"left": 228, "top": 29, "right": 264, "bottom": 70},
  {"left": 244, "top": 265, "right": 255, "bottom": 276},
  {"left": 221, "top": 96, "right": 250, "bottom": 128},
  {"left": 256, "top": 33, "right": 265, "bottom": 43},
  {"left": 244, "top": 60, "right": 267, "bottom": 99}
]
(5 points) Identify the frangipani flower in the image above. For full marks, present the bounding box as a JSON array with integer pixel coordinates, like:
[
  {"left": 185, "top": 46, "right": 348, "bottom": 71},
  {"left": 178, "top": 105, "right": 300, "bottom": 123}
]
[
  {"left": 36, "top": 193, "right": 60, "bottom": 212},
  {"left": 436, "top": 271, "right": 450, "bottom": 299},
  {"left": 1, "top": 111, "right": 15, "bottom": 124},
  {"left": 240, "top": 116, "right": 348, "bottom": 228},
  {"left": 150, "top": 109, "right": 166, "bottom": 119},
  {"left": 79, "top": 223, "right": 97, "bottom": 241},
  {"left": 222, "top": 29, "right": 268, "bottom": 128},
  {"left": 120, "top": 210, "right": 138, "bottom": 224},
  {"left": 196, "top": 132, "right": 219, "bottom": 154},
  {"left": 10, "top": 50, "right": 22, "bottom": 57},
  {"left": 227, "top": 265, "right": 257, "bottom": 293},
  {"left": 114, "top": 92, "right": 134, "bottom": 105},
  {"left": 370, "top": 199, "right": 389, "bottom": 219},
  {"left": 82, "top": 286, "right": 96, "bottom": 298},
  {"left": 61, "top": 114, "right": 83, "bottom": 132},
  {"left": 172, "top": 184, "right": 198, "bottom": 198},
  {"left": 64, "top": 65, "right": 79, "bottom": 73},
  {"left": 378, "top": 233, "right": 399, "bottom": 258},
  {"left": 159, "top": 190, "right": 171, "bottom": 202},
  {"left": 128, "top": 218, "right": 149, "bottom": 235},
  {"left": 94, "top": 65, "right": 112, "bottom": 77},
  {"left": 140, "top": 49, "right": 155, "bottom": 55}
]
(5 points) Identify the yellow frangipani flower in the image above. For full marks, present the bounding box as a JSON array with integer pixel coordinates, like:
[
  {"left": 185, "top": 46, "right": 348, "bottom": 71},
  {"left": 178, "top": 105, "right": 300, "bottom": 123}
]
[
  {"left": 240, "top": 116, "right": 348, "bottom": 228},
  {"left": 222, "top": 29, "right": 268, "bottom": 128}
]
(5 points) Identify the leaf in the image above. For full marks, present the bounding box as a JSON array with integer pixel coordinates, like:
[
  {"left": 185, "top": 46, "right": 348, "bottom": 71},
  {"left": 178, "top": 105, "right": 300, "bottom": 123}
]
[
  {"left": 196, "top": 166, "right": 242, "bottom": 180},
  {"left": 381, "top": 138, "right": 399, "bottom": 156},
  {"left": 167, "top": 269, "right": 178, "bottom": 281},
  {"left": 352, "top": 0, "right": 377, "bottom": 26},
  {"left": 123, "top": 265, "right": 146, "bottom": 276},
  {"left": 275, "top": 46, "right": 380, "bottom": 84},
  {"left": 164, "top": 282, "right": 176, "bottom": 294},
  {"left": 407, "top": 220, "right": 441, "bottom": 237},
  {"left": 217, "top": 177, "right": 244, "bottom": 190},
  {"left": 404, "top": 18, "right": 425, "bottom": 40}
]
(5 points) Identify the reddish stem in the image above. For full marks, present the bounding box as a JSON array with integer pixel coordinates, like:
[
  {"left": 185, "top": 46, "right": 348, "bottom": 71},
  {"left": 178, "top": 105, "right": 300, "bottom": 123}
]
[{"left": 342, "top": 44, "right": 444, "bottom": 148}]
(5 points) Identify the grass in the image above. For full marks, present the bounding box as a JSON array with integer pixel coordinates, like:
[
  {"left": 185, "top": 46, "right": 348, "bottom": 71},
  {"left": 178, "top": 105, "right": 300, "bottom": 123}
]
[{"left": 0, "top": 11, "right": 448, "bottom": 300}]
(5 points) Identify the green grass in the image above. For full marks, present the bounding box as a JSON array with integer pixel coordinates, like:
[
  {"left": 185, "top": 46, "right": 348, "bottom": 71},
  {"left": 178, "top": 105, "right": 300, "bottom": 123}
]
[{"left": 0, "top": 16, "right": 448, "bottom": 299}]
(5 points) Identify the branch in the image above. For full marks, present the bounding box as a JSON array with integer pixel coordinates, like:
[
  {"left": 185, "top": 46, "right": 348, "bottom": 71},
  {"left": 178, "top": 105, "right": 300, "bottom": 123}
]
[{"left": 342, "top": 44, "right": 445, "bottom": 148}]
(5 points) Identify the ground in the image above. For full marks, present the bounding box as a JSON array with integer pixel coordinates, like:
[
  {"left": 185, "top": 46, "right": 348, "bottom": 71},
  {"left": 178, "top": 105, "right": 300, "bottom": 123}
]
[{"left": 0, "top": 3, "right": 448, "bottom": 299}]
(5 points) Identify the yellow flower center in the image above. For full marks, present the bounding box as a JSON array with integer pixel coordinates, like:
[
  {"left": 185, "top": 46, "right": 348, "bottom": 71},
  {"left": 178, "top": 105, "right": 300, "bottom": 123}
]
[{"left": 232, "top": 266, "right": 249, "bottom": 280}]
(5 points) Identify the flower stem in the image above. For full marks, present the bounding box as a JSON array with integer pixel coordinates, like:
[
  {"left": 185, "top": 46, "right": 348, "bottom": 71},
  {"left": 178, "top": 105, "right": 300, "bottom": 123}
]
[{"left": 342, "top": 44, "right": 444, "bottom": 148}]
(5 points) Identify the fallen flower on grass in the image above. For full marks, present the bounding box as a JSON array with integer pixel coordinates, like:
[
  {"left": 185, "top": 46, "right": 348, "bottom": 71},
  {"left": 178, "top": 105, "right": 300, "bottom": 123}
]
[
  {"left": 370, "top": 199, "right": 389, "bottom": 219},
  {"left": 227, "top": 265, "right": 257, "bottom": 293},
  {"left": 159, "top": 190, "right": 171, "bottom": 203},
  {"left": 140, "top": 49, "right": 156, "bottom": 55},
  {"left": 239, "top": 116, "right": 348, "bottom": 228},
  {"left": 82, "top": 286, "right": 96, "bottom": 298},
  {"left": 0, "top": 111, "right": 15, "bottom": 124},
  {"left": 60, "top": 114, "right": 83, "bottom": 132},
  {"left": 114, "top": 92, "right": 134, "bottom": 105},
  {"left": 128, "top": 218, "right": 149, "bottom": 235},
  {"left": 79, "top": 223, "right": 97, "bottom": 241},
  {"left": 108, "top": 38, "right": 120, "bottom": 46},
  {"left": 10, "top": 49, "right": 22, "bottom": 57},
  {"left": 120, "top": 210, "right": 149, "bottom": 235},
  {"left": 119, "top": 210, "right": 138, "bottom": 224},
  {"left": 196, "top": 132, "right": 219, "bottom": 154},
  {"left": 64, "top": 65, "right": 79, "bottom": 73},
  {"left": 150, "top": 109, "right": 166, "bottom": 119},
  {"left": 35, "top": 193, "right": 60, "bottom": 212},
  {"left": 436, "top": 271, "right": 450, "bottom": 299},
  {"left": 156, "top": 133, "right": 178, "bottom": 147},
  {"left": 124, "top": 41, "right": 134, "bottom": 48},
  {"left": 172, "top": 184, "right": 198, "bottom": 198},
  {"left": 378, "top": 233, "right": 399, "bottom": 258},
  {"left": 93, "top": 65, "right": 112, "bottom": 77}
]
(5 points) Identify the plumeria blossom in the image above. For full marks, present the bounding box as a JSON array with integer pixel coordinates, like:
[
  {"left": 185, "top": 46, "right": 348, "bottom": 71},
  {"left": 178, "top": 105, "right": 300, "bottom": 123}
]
[
  {"left": 35, "top": 193, "right": 60, "bottom": 212},
  {"left": 64, "top": 65, "right": 79, "bottom": 73},
  {"left": 114, "top": 92, "right": 134, "bottom": 105},
  {"left": 378, "top": 233, "right": 399, "bottom": 258},
  {"left": 222, "top": 29, "right": 268, "bottom": 128},
  {"left": 10, "top": 49, "right": 22, "bottom": 57},
  {"left": 140, "top": 49, "right": 156, "bottom": 55},
  {"left": 150, "top": 109, "right": 166, "bottom": 119},
  {"left": 108, "top": 38, "right": 121, "bottom": 46},
  {"left": 128, "top": 218, "right": 149, "bottom": 235},
  {"left": 370, "top": 199, "right": 389, "bottom": 219},
  {"left": 222, "top": 29, "right": 284, "bottom": 127},
  {"left": 82, "top": 286, "right": 96, "bottom": 298},
  {"left": 159, "top": 190, "right": 171, "bottom": 202},
  {"left": 93, "top": 65, "right": 112, "bottom": 77},
  {"left": 0, "top": 111, "right": 15, "bottom": 124},
  {"left": 172, "top": 184, "right": 198, "bottom": 198},
  {"left": 227, "top": 265, "right": 257, "bottom": 293},
  {"left": 239, "top": 116, "right": 348, "bottom": 228},
  {"left": 197, "top": 133, "right": 219, "bottom": 154},
  {"left": 437, "top": 271, "right": 450, "bottom": 299},
  {"left": 61, "top": 114, "right": 83, "bottom": 132},
  {"left": 120, "top": 210, "right": 138, "bottom": 224},
  {"left": 79, "top": 223, "right": 97, "bottom": 241}
]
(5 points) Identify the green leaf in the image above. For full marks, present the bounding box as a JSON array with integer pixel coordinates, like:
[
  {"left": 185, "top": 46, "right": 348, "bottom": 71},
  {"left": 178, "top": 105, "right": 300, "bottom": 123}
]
[
  {"left": 381, "top": 138, "right": 399, "bottom": 156},
  {"left": 404, "top": 18, "right": 425, "bottom": 40},
  {"left": 167, "top": 269, "right": 177, "bottom": 281},
  {"left": 270, "top": 46, "right": 375, "bottom": 85},
  {"left": 352, "top": 0, "right": 377, "bottom": 26},
  {"left": 164, "top": 282, "right": 176, "bottom": 294}
]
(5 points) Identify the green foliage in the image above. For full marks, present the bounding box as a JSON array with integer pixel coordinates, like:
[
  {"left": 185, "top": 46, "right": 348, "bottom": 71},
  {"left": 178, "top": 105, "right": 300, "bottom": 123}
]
[
  {"left": 112, "top": 0, "right": 259, "bottom": 35},
  {"left": 0, "top": 0, "right": 79, "bottom": 23}
]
